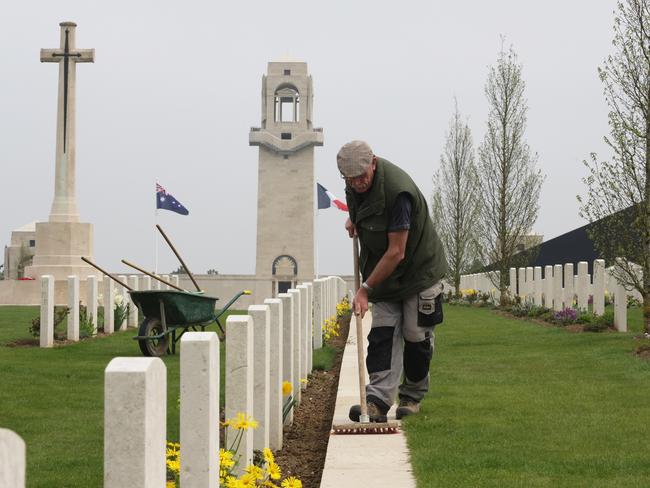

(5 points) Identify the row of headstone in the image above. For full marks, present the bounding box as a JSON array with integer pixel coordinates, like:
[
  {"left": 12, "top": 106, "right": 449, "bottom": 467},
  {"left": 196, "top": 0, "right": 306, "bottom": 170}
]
[
  {"left": 7, "top": 275, "right": 349, "bottom": 487},
  {"left": 38, "top": 274, "right": 181, "bottom": 347},
  {"left": 460, "top": 260, "right": 632, "bottom": 332}
]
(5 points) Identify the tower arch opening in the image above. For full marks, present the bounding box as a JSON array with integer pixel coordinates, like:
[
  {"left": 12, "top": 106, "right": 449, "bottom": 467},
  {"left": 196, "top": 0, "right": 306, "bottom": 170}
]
[{"left": 274, "top": 85, "right": 300, "bottom": 123}]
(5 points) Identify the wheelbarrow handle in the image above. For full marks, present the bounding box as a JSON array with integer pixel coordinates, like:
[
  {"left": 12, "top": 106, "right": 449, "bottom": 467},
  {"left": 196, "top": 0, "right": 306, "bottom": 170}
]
[{"left": 215, "top": 290, "right": 252, "bottom": 320}]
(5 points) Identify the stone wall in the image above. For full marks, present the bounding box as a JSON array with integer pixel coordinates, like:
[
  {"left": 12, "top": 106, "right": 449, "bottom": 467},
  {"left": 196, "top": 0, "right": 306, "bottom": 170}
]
[{"left": 0, "top": 274, "right": 355, "bottom": 307}]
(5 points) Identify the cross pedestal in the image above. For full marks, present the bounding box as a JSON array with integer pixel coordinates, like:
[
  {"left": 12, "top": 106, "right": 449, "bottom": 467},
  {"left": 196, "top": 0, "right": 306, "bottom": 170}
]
[{"left": 24, "top": 22, "right": 97, "bottom": 282}]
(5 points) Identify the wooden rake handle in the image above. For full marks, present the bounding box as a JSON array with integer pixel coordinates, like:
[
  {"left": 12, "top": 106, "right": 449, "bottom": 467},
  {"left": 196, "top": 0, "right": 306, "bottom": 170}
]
[{"left": 353, "top": 236, "right": 369, "bottom": 421}]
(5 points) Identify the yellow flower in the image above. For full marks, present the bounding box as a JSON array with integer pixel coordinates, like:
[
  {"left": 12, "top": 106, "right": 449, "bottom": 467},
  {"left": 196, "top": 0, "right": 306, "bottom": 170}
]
[
  {"left": 220, "top": 448, "right": 235, "bottom": 469},
  {"left": 281, "top": 476, "right": 302, "bottom": 488},
  {"left": 268, "top": 462, "right": 282, "bottom": 480},
  {"left": 282, "top": 381, "right": 292, "bottom": 396},
  {"left": 263, "top": 447, "right": 275, "bottom": 464},
  {"left": 245, "top": 464, "right": 265, "bottom": 480},
  {"left": 166, "top": 481, "right": 176, "bottom": 488},
  {"left": 239, "top": 472, "right": 257, "bottom": 487},
  {"left": 166, "top": 457, "right": 180, "bottom": 474},
  {"left": 225, "top": 477, "right": 244, "bottom": 488},
  {"left": 263, "top": 482, "right": 280, "bottom": 488},
  {"left": 299, "top": 378, "right": 308, "bottom": 385},
  {"left": 230, "top": 412, "right": 259, "bottom": 431}
]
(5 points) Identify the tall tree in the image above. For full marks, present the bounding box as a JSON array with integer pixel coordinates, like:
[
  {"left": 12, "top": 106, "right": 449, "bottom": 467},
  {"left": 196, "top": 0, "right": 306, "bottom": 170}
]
[
  {"left": 432, "top": 99, "right": 480, "bottom": 296},
  {"left": 476, "top": 43, "right": 544, "bottom": 304},
  {"left": 578, "top": 0, "right": 650, "bottom": 333}
]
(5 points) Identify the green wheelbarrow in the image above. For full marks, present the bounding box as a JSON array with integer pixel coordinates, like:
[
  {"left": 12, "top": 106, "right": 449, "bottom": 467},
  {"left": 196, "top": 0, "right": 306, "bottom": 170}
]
[{"left": 129, "top": 289, "right": 250, "bottom": 356}]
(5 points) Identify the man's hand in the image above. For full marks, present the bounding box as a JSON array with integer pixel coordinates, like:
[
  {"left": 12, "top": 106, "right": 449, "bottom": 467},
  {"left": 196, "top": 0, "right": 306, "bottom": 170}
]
[
  {"left": 353, "top": 287, "right": 369, "bottom": 318},
  {"left": 345, "top": 218, "right": 357, "bottom": 238}
]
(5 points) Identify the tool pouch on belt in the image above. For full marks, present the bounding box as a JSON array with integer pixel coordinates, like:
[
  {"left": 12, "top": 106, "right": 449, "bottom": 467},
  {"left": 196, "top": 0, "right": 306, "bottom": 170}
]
[{"left": 418, "top": 282, "right": 444, "bottom": 327}]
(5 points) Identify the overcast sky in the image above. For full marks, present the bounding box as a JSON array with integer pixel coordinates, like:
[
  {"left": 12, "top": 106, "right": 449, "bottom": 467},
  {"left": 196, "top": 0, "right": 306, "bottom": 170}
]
[{"left": 1, "top": 0, "right": 616, "bottom": 276}]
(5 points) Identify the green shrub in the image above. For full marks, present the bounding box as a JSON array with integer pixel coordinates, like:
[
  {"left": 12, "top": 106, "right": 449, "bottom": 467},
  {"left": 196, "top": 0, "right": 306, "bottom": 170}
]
[{"left": 29, "top": 306, "right": 70, "bottom": 339}]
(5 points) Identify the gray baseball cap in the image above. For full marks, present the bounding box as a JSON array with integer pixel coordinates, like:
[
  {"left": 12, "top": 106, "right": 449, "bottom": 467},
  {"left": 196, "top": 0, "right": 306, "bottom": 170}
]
[{"left": 337, "top": 140, "right": 373, "bottom": 177}]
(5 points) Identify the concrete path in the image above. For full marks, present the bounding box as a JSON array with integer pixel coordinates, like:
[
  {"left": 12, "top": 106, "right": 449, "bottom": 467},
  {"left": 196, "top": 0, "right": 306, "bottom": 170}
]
[{"left": 320, "top": 311, "right": 417, "bottom": 487}]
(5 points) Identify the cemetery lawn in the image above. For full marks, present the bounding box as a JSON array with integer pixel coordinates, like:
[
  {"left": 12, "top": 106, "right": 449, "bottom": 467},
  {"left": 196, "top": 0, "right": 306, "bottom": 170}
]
[
  {"left": 0, "top": 306, "right": 245, "bottom": 488},
  {"left": 405, "top": 305, "right": 650, "bottom": 488}
]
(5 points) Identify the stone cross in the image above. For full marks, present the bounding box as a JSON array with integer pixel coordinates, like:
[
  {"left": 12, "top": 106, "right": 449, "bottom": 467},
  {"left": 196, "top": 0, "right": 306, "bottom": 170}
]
[{"left": 40, "top": 22, "right": 94, "bottom": 223}]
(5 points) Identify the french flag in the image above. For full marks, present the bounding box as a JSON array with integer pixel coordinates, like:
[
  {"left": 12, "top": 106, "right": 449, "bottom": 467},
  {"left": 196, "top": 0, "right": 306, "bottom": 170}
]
[{"left": 317, "top": 183, "right": 348, "bottom": 211}]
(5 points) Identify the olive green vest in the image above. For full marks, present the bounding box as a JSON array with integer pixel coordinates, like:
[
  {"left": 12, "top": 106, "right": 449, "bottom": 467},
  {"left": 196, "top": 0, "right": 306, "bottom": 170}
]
[{"left": 346, "top": 158, "right": 447, "bottom": 302}]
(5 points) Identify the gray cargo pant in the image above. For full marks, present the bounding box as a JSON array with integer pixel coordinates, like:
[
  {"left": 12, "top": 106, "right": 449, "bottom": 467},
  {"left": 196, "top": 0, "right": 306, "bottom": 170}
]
[{"left": 365, "top": 283, "right": 442, "bottom": 412}]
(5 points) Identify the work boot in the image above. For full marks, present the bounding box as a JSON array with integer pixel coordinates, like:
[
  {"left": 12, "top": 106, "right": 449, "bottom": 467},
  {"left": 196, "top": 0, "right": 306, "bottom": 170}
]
[
  {"left": 348, "top": 401, "right": 388, "bottom": 423},
  {"left": 395, "top": 397, "right": 420, "bottom": 420}
]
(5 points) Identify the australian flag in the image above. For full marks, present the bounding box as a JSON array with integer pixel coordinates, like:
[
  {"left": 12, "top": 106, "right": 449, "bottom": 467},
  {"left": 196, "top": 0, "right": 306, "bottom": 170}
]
[{"left": 156, "top": 183, "right": 189, "bottom": 215}]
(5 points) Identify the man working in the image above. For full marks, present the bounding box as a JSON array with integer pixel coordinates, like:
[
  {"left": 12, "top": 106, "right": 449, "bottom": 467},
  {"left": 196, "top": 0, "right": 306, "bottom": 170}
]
[{"left": 338, "top": 140, "right": 447, "bottom": 422}]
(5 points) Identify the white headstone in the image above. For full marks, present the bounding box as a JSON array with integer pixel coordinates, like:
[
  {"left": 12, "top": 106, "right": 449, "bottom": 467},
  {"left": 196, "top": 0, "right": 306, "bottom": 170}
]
[
  {"left": 517, "top": 268, "right": 525, "bottom": 299},
  {"left": 544, "top": 266, "right": 553, "bottom": 309},
  {"left": 117, "top": 275, "right": 128, "bottom": 331},
  {"left": 87, "top": 275, "right": 98, "bottom": 335},
  {"left": 614, "top": 273, "right": 627, "bottom": 332},
  {"left": 104, "top": 357, "right": 166, "bottom": 488},
  {"left": 103, "top": 276, "right": 115, "bottom": 334},
  {"left": 563, "top": 263, "right": 574, "bottom": 309},
  {"left": 180, "top": 333, "right": 219, "bottom": 488},
  {"left": 553, "top": 265, "right": 563, "bottom": 311},
  {"left": 533, "top": 267, "right": 542, "bottom": 306},
  {"left": 249, "top": 305, "right": 270, "bottom": 452},
  {"left": 263, "top": 298, "right": 284, "bottom": 450},
  {"left": 128, "top": 275, "right": 138, "bottom": 328},
  {"left": 67, "top": 275, "right": 79, "bottom": 341},
  {"left": 40, "top": 275, "right": 54, "bottom": 348},
  {"left": 297, "top": 285, "right": 309, "bottom": 385},
  {"left": 305, "top": 282, "right": 313, "bottom": 373},
  {"left": 593, "top": 259, "right": 606, "bottom": 316},
  {"left": 313, "top": 279, "right": 324, "bottom": 349},
  {"left": 277, "top": 293, "right": 294, "bottom": 425},
  {"left": 577, "top": 261, "right": 589, "bottom": 312},
  {"left": 171, "top": 275, "right": 180, "bottom": 288},
  {"left": 225, "top": 315, "right": 254, "bottom": 472},
  {"left": 142, "top": 275, "right": 152, "bottom": 291},
  {"left": 0, "top": 428, "right": 26, "bottom": 488},
  {"left": 525, "top": 267, "right": 533, "bottom": 300},
  {"left": 162, "top": 275, "right": 170, "bottom": 290},
  {"left": 509, "top": 268, "right": 517, "bottom": 298},
  {"left": 288, "top": 289, "right": 302, "bottom": 403}
]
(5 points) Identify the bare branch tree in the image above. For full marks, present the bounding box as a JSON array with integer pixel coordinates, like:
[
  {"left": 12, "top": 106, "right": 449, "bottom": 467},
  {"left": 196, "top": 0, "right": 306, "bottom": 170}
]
[
  {"left": 432, "top": 98, "right": 480, "bottom": 296},
  {"left": 578, "top": 0, "right": 650, "bottom": 333},
  {"left": 476, "top": 42, "right": 544, "bottom": 304}
]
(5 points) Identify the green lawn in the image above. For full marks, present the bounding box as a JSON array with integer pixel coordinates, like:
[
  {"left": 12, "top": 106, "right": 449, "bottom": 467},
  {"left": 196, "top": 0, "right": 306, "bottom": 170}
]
[
  {"left": 0, "top": 306, "right": 245, "bottom": 488},
  {"left": 405, "top": 305, "right": 650, "bottom": 488}
]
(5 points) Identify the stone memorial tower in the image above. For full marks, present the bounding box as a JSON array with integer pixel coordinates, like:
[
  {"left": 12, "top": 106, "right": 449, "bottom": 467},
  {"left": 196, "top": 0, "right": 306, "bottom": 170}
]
[
  {"left": 24, "top": 22, "right": 98, "bottom": 281},
  {"left": 249, "top": 60, "right": 323, "bottom": 295}
]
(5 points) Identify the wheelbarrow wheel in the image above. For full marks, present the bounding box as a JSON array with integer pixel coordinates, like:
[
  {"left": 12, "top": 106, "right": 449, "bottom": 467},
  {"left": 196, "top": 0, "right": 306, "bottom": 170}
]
[{"left": 138, "top": 317, "right": 168, "bottom": 357}]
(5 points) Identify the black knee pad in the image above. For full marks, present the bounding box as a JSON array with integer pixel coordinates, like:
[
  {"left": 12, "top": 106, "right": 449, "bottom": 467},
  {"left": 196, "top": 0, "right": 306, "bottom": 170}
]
[
  {"left": 403, "top": 338, "right": 432, "bottom": 382},
  {"left": 366, "top": 326, "right": 394, "bottom": 373}
]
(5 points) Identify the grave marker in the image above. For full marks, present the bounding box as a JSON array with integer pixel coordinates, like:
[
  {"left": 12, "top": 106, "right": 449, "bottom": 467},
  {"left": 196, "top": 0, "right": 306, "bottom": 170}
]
[
  {"left": 104, "top": 357, "right": 166, "bottom": 488},
  {"left": 40, "top": 275, "right": 54, "bottom": 348}
]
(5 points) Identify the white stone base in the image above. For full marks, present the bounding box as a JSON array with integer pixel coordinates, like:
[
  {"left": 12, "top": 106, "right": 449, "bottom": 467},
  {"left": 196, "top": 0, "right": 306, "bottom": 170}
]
[{"left": 24, "top": 221, "right": 99, "bottom": 281}]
